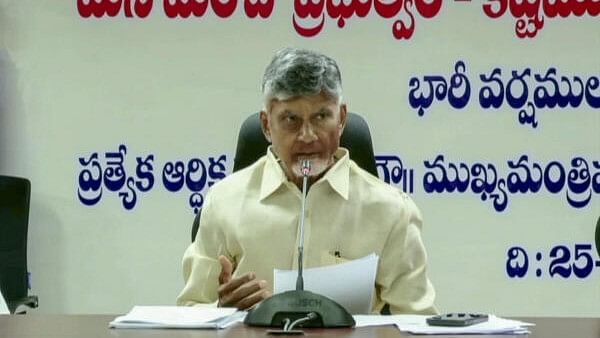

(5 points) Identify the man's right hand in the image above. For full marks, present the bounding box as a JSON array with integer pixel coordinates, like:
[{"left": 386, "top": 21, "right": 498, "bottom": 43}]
[{"left": 217, "top": 255, "right": 271, "bottom": 310}]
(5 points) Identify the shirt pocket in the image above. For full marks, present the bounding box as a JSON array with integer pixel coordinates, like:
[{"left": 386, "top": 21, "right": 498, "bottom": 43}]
[{"left": 320, "top": 250, "right": 350, "bottom": 266}]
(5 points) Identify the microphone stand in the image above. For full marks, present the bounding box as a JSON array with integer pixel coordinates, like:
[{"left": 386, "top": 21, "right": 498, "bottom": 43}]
[
  {"left": 296, "top": 160, "right": 309, "bottom": 292},
  {"left": 244, "top": 160, "right": 355, "bottom": 330}
]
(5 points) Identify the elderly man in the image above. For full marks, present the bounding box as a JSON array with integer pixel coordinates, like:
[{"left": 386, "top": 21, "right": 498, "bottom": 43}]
[{"left": 177, "top": 48, "right": 437, "bottom": 314}]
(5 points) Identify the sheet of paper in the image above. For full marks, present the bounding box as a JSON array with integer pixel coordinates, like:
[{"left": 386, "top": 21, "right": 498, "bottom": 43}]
[
  {"left": 109, "top": 306, "right": 243, "bottom": 329},
  {"left": 387, "top": 314, "right": 534, "bottom": 335},
  {"left": 353, "top": 314, "right": 423, "bottom": 327},
  {"left": 274, "top": 253, "right": 378, "bottom": 315},
  {"left": 0, "top": 291, "right": 9, "bottom": 314}
]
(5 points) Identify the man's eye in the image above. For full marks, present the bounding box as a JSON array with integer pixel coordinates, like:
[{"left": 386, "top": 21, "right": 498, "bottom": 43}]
[
  {"left": 285, "top": 116, "right": 297, "bottom": 123},
  {"left": 315, "top": 112, "right": 329, "bottom": 121}
]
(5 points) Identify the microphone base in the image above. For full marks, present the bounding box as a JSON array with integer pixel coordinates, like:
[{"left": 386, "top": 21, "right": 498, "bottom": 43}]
[{"left": 244, "top": 290, "right": 355, "bottom": 328}]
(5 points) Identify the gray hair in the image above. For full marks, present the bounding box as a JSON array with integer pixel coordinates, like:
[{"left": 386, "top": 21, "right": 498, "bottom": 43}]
[{"left": 261, "top": 48, "right": 343, "bottom": 109}]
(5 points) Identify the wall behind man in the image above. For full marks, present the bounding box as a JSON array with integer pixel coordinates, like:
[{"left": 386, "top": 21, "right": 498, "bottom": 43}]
[{"left": 0, "top": 1, "right": 598, "bottom": 315}]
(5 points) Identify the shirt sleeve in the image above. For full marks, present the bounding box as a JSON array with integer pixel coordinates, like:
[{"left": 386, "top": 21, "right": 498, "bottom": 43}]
[
  {"left": 376, "top": 192, "right": 438, "bottom": 315},
  {"left": 176, "top": 192, "right": 226, "bottom": 306}
]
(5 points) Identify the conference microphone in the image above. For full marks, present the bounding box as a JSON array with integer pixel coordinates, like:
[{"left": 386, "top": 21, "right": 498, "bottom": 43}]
[
  {"left": 296, "top": 159, "right": 310, "bottom": 292},
  {"left": 244, "top": 159, "right": 354, "bottom": 331}
]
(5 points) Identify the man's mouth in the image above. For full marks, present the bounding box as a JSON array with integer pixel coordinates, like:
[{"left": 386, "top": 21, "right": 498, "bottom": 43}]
[{"left": 295, "top": 153, "right": 320, "bottom": 160}]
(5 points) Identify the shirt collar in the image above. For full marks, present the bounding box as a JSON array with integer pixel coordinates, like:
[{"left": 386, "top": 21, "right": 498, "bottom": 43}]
[
  {"left": 259, "top": 147, "right": 287, "bottom": 201},
  {"left": 321, "top": 148, "right": 350, "bottom": 200},
  {"left": 259, "top": 147, "right": 350, "bottom": 201}
]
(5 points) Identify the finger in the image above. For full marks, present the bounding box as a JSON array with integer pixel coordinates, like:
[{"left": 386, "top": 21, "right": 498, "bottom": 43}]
[
  {"left": 236, "top": 288, "right": 272, "bottom": 310},
  {"left": 228, "top": 279, "right": 267, "bottom": 304},
  {"left": 218, "top": 271, "right": 256, "bottom": 296},
  {"left": 220, "top": 278, "right": 265, "bottom": 308},
  {"left": 218, "top": 255, "right": 233, "bottom": 285}
]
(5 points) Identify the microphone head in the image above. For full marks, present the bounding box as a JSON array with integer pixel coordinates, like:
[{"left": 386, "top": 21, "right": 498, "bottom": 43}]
[{"left": 301, "top": 160, "right": 311, "bottom": 176}]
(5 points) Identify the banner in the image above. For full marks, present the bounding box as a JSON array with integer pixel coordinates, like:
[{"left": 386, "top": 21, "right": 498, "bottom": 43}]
[{"left": 0, "top": 0, "right": 598, "bottom": 315}]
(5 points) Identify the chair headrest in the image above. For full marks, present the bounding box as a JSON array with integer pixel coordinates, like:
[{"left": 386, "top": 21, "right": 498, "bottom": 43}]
[{"left": 233, "top": 112, "right": 378, "bottom": 177}]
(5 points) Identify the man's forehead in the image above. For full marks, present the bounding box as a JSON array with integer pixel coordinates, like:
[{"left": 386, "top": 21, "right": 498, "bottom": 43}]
[{"left": 268, "top": 94, "right": 338, "bottom": 114}]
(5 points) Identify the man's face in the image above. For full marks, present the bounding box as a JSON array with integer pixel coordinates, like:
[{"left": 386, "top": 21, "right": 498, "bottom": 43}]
[{"left": 260, "top": 92, "right": 347, "bottom": 184}]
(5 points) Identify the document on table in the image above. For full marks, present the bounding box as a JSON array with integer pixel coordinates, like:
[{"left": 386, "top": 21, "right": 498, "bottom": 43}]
[
  {"left": 273, "top": 253, "right": 379, "bottom": 315},
  {"left": 109, "top": 306, "right": 245, "bottom": 329},
  {"left": 0, "top": 291, "right": 9, "bottom": 314},
  {"left": 353, "top": 314, "right": 534, "bottom": 335}
]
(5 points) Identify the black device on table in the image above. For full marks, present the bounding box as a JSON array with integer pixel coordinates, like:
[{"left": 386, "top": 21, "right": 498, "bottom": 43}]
[{"left": 427, "top": 313, "right": 489, "bottom": 327}]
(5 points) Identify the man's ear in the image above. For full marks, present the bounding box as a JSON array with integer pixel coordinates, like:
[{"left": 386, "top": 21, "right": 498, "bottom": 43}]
[
  {"left": 338, "top": 104, "right": 348, "bottom": 137},
  {"left": 260, "top": 110, "right": 272, "bottom": 143}
]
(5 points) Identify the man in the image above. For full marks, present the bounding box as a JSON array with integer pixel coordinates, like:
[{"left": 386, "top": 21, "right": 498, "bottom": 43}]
[{"left": 177, "top": 48, "right": 437, "bottom": 314}]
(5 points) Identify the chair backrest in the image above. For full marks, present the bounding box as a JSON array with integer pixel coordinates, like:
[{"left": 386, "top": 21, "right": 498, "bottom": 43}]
[
  {"left": 233, "top": 112, "right": 378, "bottom": 176},
  {"left": 0, "top": 175, "right": 36, "bottom": 313},
  {"left": 596, "top": 217, "right": 600, "bottom": 256},
  {"left": 191, "top": 112, "right": 378, "bottom": 242}
]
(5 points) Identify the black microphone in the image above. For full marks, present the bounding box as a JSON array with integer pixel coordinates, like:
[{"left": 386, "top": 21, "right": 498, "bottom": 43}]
[
  {"left": 296, "top": 159, "right": 311, "bottom": 291},
  {"left": 244, "top": 159, "right": 354, "bottom": 330}
]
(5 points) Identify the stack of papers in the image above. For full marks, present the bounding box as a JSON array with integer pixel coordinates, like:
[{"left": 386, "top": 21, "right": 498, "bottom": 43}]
[
  {"left": 109, "top": 306, "right": 245, "bottom": 329},
  {"left": 354, "top": 314, "right": 534, "bottom": 335}
]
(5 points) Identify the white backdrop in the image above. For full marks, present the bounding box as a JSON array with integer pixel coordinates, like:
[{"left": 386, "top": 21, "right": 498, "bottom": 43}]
[{"left": 0, "top": 0, "right": 598, "bottom": 316}]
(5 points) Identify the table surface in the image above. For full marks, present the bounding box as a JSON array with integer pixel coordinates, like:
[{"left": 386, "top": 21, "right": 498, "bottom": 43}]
[{"left": 1, "top": 315, "right": 599, "bottom": 338}]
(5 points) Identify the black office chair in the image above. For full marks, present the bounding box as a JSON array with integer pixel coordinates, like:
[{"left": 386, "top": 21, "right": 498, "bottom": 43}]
[
  {"left": 596, "top": 217, "right": 600, "bottom": 256},
  {"left": 191, "top": 112, "right": 378, "bottom": 242},
  {"left": 0, "top": 175, "right": 39, "bottom": 314},
  {"left": 231, "top": 112, "right": 378, "bottom": 176}
]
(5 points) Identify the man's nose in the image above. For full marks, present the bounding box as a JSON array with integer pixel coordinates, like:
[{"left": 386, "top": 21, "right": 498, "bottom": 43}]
[{"left": 297, "top": 122, "right": 318, "bottom": 142}]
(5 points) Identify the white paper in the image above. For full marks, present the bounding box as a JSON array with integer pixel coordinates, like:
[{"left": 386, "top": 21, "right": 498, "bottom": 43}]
[
  {"left": 402, "top": 315, "right": 534, "bottom": 335},
  {"left": 109, "top": 306, "right": 244, "bottom": 329},
  {"left": 353, "top": 314, "right": 419, "bottom": 327},
  {"left": 273, "top": 253, "right": 378, "bottom": 315},
  {"left": 369, "top": 314, "right": 535, "bottom": 335},
  {"left": 0, "top": 291, "right": 9, "bottom": 314}
]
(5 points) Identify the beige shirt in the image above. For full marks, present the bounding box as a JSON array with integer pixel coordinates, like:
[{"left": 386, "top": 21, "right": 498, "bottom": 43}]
[{"left": 177, "top": 148, "right": 437, "bottom": 314}]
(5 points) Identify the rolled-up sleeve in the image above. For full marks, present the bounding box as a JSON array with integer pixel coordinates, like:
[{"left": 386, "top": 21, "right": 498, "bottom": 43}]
[
  {"left": 176, "top": 192, "right": 224, "bottom": 306},
  {"left": 377, "top": 192, "right": 438, "bottom": 314}
]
